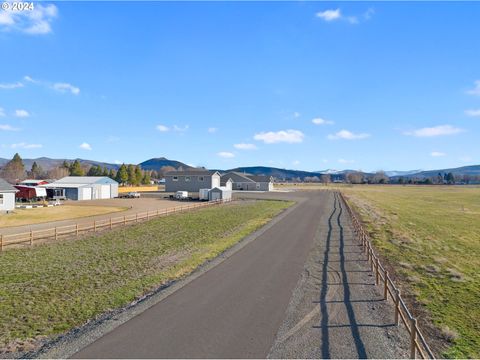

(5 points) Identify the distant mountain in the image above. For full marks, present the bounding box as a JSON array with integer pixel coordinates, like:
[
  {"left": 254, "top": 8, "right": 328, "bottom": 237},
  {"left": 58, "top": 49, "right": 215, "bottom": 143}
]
[
  {"left": 226, "top": 166, "right": 324, "bottom": 180},
  {"left": 394, "top": 165, "right": 480, "bottom": 179},
  {"left": 139, "top": 157, "right": 193, "bottom": 172},
  {"left": 0, "top": 157, "right": 119, "bottom": 171},
  {"left": 384, "top": 170, "right": 422, "bottom": 177}
]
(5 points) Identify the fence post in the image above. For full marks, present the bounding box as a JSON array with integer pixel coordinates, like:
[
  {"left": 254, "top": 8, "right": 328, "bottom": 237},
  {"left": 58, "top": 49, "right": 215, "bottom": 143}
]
[
  {"left": 55, "top": 227, "right": 58, "bottom": 241},
  {"left": 94, "top": 220, "right": 97, "bottom": 232},
  {"left": 375, "top": 257, "right": 380, "bottom": 285},
  {"left": 110, "top": 218, "right": 113, "bottom": 230},
  {"left": 147, "top": 211, "right": 149, "bottom": 221},
  {"left": 395, "top": 288, "right": 401, "bottom": 325},
  {"left": 124, "top": 216, "right": 126, "bottom": 225},
  {"left": 30, "top": 230, "right": 33, "bottom": 246},
  {"left": 76, "top": 224, "right": 79, "bottom": 236},
  {"left": 384, "top": 270, "right": 389, "bottom": 300},
  {"left": 410, "top": 318, "right": 417, "bottom": 359},
  {"left": 0, "top": 234, "right": 3, "bottom": 252}
]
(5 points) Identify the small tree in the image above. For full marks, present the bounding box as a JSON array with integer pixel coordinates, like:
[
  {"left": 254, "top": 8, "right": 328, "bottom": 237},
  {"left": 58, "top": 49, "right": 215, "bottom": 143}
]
[
  {"left": 134, "top": 166, "right": 143, "bottom": 186},
  {"left": 142, "top": 171, "right": 151, "bottom": 185},
  {"left": 0, "top": 153, "right": 26, "bottom": 183},
  {"left": 116, "top": 164, "right": 128, "bottom": 185},
  {"left": 69, "top": 160, "right": 84, "bottom": 176},
  {"left": 30, "top": 161, "right": 44, "bottom": 179},
  {"left": 320, "top": 174, "right": 331, "bottom": 186}
]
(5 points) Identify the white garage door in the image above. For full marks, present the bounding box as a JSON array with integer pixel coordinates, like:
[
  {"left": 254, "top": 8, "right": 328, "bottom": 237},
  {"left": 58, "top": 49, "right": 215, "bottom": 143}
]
[
  {"left": 100, "top": 185, "right": 111, "bottom": 199},
  {"left": 210, "top": 192, "right": 221, "bottom": 201},
  {"left": 80, "top": 187, "right": 92, "bottom": 201}
]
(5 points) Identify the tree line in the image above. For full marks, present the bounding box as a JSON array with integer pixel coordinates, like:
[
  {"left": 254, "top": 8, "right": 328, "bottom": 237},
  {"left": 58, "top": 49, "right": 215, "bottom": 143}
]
[{"left": 0, "top": 153, "right": 176, "bottom": 185}]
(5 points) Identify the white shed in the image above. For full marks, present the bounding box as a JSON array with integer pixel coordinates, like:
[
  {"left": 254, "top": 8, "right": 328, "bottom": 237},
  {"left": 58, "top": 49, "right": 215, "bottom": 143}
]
[
  {"left": 0, "top": 178, "right": 18, "bottom": 212},
  {"left": 42, "top": 176, "right": 119, "bottom": 201},
  {"left": 208, "top": 186, "right": 232, "bottom": 201}
]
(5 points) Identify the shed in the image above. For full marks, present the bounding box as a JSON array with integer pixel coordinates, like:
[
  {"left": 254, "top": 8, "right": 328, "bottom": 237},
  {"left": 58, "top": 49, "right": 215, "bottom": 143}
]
[
  {"left": 208, "top": 186, "right": 232, "bottom": 201},
  {"left": 42, "top": 176, "right": 119, "bottom": 201},
  {"left": 0, "top": 178, "right": 18, "bottom": 212}
]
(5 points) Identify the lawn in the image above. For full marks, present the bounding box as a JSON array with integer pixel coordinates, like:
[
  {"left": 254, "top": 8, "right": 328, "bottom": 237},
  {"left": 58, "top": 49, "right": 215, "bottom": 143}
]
[
  {"left": 341, "top": 185, "right": 480, "bottom": 358},
  {"left": 0, "top": 199, "right": 292, "bottom": 354},
  {"left": 0, "top": 205, "right": 127, "bottom": 228}
]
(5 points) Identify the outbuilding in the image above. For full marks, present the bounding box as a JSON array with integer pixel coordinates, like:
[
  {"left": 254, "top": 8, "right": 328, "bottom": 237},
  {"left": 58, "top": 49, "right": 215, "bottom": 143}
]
[
  {"left": 165, "top": 170, "right": 221, "bottom": 193},
  {"left": 208, "top": 186, "right": 232, "bottom": 201},
  {"left": 42, "top": 176, "right": 119, "bottom": 201},
  {"left": 0, "top": 178, "right": 18, "bottom": 212}
]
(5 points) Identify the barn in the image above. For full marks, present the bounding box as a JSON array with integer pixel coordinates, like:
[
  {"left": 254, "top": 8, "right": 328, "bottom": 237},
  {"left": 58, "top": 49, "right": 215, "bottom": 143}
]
[{"left": 42, "top": 176, "right": 119, "bottom": 201}]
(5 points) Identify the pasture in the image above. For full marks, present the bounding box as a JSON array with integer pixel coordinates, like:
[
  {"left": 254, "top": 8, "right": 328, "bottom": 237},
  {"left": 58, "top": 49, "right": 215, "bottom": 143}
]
[
  {"left": 0, "top": 200, "right": 291, "bottom": 354},
  {"left": 341, "top": 185, "right": 480, "bottom": 358}
]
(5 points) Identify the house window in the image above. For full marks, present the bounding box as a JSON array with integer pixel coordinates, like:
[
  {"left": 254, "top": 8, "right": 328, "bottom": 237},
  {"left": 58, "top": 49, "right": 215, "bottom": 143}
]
[
  {"left": 0, "top": 194, "right": 3, "bottom": 204},
  {"left": 199, "top": 176, "right": 204, "bottom": 181},
  {"left": 173, "top": 176, "right": 178, "bottom": 181},
  {"left": 256, "top": 183, "right": 261, "bottom": 189},
  {"left": 185, "top": 176, "right": 191, "bottom": 182}
]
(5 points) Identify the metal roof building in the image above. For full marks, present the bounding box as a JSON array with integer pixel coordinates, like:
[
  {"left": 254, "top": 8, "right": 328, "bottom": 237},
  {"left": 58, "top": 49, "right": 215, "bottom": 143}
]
[
  {"left": 42, "top": 176, "right": 119, "bottom": 201},
  {"left": 0, "top": 178, "right": 18, "bottom": 212}
]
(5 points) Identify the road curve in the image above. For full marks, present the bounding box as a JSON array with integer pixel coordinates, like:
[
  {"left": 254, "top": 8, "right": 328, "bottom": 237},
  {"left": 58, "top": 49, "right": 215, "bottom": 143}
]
[{"left": 73, "top": 191, "right": 327, "bottom": 358}]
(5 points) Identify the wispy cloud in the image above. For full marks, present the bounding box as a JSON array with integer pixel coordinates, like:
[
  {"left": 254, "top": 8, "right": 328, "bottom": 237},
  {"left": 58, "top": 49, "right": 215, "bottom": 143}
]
[
  {"left": 465, "top": 109, "right": 480, "bottom": 117},
  {"left": 52, "top": 82, "right": 80, "bottom": 95},
  {"left": 254, "top": 129, "right": 305, "bottom": 144},
  {"left": 106, "top": 135, "right": 120, "bottom": 143},
  {"left": 316, "top": 9, "right": 342, "bottom": 21},
  {"left": 0, "top": 81, "right": 24, "bottom": 89},
  {"left": 431, "top": 151, "right": 446, "bottom": 157},
  {"left": 173, "top": 125, "right": 189, "bottom": 132},
  {"left": 328, "top": 129, "right": 370, "bottom": 140},
  {"left": 10, "top": 142, "right": 42, "bottom": 149},
  {"left": 0, "top": 3, "right": 58, "bottom": 35},
  {"left": 466, "top": 80, "right": 480, "bottom": 96},
  {"left": 293, "top": 112, "right": 301, "bottom": 118},
  {"left": 79, "top": 142, "right": 92, "bottom": 151},
  {"left": 316, "top": 8, "right": 374, "bottom": 24},
  {"left": 208, "top": 127, "right": 218, "bottom": 133},
  {"left": 14, "top": 109, "right": 29, "bottom": 118},
  {"left": 293, "top": 160, "right": 300, "bottom": 166},
  {"left": 312, "top": 117, "right": 334, "bottom": 125},
  {"left": 0, "top": 124, "right": 19, "bottom": 131},
  {"left": 234, "top": 143, "right": 257, "bottom": 150},
  {"left": 156, "top": 124, "right": 169, "bottom": 132},
  {"left": 338, "top": 158, "right": 355, "bottom": 164},
  {"left": 217, "top": 151, "right": 235, "bottom": 159},
  {"left": 404, "top": 125, "right": 464, "bottom": 137}
]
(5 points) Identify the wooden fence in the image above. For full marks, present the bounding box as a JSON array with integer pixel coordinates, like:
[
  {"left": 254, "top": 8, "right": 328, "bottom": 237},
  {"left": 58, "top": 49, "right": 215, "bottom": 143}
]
[
  {"left": 0, "top": 199, "right": 232, "bottom": 252},
  {"left": 338, "top": 192, "right": 435, "bottom": 359}
]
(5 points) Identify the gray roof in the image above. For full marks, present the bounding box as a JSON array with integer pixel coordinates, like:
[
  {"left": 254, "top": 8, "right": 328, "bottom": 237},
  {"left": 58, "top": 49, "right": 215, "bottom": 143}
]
[
  {"left": 220, "top": 172, "right": 255, "bottom": 183},
  {"left": 165, "top": 170, "right": 220, "bottom": 176},
  {"left": 0, "top": 178, "right": 18, "bottom": 192},
  {"left": 53, "top": 176, "right": 118, "bottom": 185},
  {"left": 246, "top": 175, "right": 273, "bottom": 183}
]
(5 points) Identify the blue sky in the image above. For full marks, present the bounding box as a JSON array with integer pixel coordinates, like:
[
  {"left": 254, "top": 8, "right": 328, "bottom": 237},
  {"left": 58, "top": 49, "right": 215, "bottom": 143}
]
[{"left": 0, "top": 1, "right": 479, "bottom": 172}]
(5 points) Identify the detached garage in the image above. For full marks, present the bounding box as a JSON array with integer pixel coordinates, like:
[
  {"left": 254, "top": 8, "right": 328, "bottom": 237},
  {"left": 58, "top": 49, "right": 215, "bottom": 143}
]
[
  {"left": 42, "top": 176, "right": 119, "bottom": 201},
  {"left": 208, "top": 187, "right": 232, "bottom": 201}
]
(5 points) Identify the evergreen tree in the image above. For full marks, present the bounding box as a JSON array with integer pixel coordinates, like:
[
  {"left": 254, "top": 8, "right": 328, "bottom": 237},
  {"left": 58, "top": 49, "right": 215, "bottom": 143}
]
[
  {"left": 108, "top": 168, "right": 116, "bottom": 180},
  {"left": 116, "top": 164, "right": 128, "bottom": 185},
  {"left": 102, "top": 167, "right": 109, "bottom": 177},
  {"left": 134, "top": 166, "right": 143, "bottom": 186},
  {"left": 0, "top": 153, "right": 25, "bottom": 183},
  {"left": 127, "top": 164, "right": 136, "bottom": 185},
  {"left": 30, "top": 161, "right": 43, "bottom": 179},
  {"left": 69, "top": 160, "right": 84, "bottom": 176},
  {"left": 142, "top": 171, "right": 151, "bottom": 185}
]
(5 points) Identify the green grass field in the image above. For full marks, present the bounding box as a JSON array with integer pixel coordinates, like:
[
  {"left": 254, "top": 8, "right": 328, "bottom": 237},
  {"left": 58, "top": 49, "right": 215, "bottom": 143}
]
[
  {"left": 341, "top": 185, "right": 480, "bottom": 358},
  {"left": 0, "top": 199, "right": 292, "bottom": 354}
]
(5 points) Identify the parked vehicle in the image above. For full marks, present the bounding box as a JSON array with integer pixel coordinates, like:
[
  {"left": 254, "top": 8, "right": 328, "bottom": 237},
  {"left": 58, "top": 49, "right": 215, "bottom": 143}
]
[
  {"left": 199, "top": 189, "right": 210, "bottom": 201},
  {"left": 175, "top": 191, "right": 189, "bottom": 200},
  {"left": 118, "top": 192, "right": 141, "bottom": 198}
]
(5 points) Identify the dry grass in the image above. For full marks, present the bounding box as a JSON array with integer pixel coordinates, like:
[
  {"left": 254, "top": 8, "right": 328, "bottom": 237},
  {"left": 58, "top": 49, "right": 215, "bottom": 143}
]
[
  {"left": 0, "top": 205, "right": 127, "bottom": 228},
  {"left": 118, "top": 186, "right": 161, "bottom": 193},
  {"left": 341, "top": 185, "right": 480, "bottom": 358}
]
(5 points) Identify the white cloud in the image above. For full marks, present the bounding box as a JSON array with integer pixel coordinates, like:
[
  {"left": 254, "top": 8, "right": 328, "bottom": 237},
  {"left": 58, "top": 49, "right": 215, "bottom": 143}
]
[
  {"left": 293, "top": 160, "right": 300, "bottom": 166},
  {"left": 23, "top": 75, "right": 39, "bottom": 84},
  {"left": 465, "top": 109, "right": 480, "bottom": 117},
  {"left": 114, "top": 160, "right": 122, "bottom": 165},
  {"left": 52, "top": 82, "right": 80, "bottom": 95},
  {"left": 404, "top": 125, "right": 464, "bottom": 137},
  {"left": 234, "top": 143, "right": 257, "bottom": 150},
  {"left": 10, "top": 142, "right": 42, "bottom": 149},
  {"left": 431, "top": 151, "right": 446, "bottom": 157},
  {"left": 79, "top": 142, "right": 92, "bottom": 151},
  {"left": 156, "top": 125, "right": 169, "bottom": 132},
  {"left": 0, "top": 124, "right": 19, "bottom": 131},
  {"left": 0, "top": 107, "right": 5, "bottom": 117},
  {"left": 312, "top": 117, "right": 334, "bottom": 125},
  {"left": 173, "top": 125, "right": 189, "bottom": 132},
  {"left": 316, "top": 9, "right": 342, "bottom": 21},
  {"left": 467, "top": 80, "right": 480, "bottom": 96},
  {"left": 293, "top": 112, "right": 301, "bottom": 118},
  {"left": 338, "top": 158, "right": 355, "bottom": 164},
  {"left": 208, "top": 127, "right": 218, "bottom": 133},
  {"left": 328, "top": 129, "right": 370, "bottom": 140},
  {"left": 14, "top": 109, "right": 29, "bottom": 118},
  {"left": 0, "top": 81, "right": 24, "bottom": 89},
  {"left": 0, "top": 3, "right": 58, "bottom": 35},
  {"left": 254, "top": 129, "right": 305, "bottom": 144},
  {"left": 217, "top": 151, "right": 235, "bottom": 158}
]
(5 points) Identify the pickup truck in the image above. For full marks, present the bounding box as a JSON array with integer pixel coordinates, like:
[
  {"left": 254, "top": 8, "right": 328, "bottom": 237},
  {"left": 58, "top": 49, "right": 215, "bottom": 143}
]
[{"left": 119, "top": 192, "right": 141, "bottom": 199}]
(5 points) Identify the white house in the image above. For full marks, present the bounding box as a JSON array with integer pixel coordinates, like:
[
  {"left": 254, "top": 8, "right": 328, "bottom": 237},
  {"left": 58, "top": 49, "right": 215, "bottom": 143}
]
[
  {"left": 42, "top": 176, "right": 119, "bottom": 201},
  {"left": 0, "top": 178, "right": 18, "bottom": 212}
]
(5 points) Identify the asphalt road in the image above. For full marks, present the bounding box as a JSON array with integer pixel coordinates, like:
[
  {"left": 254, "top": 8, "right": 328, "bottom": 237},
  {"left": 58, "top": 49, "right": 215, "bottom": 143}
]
[{"left": 71, "top": 191, "right": 409, "bottom": 359}]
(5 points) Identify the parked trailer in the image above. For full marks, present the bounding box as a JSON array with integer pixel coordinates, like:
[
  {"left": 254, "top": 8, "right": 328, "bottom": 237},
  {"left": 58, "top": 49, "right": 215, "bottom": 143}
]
[
  {"left": 175, "top": 191, "right": 189, "bottom": 200},
  {"left": 14, "top": 185, "right": 47, "bottom": 202},
  {"left": 199, "top": 189, "right": 210, "bottom": 201}
]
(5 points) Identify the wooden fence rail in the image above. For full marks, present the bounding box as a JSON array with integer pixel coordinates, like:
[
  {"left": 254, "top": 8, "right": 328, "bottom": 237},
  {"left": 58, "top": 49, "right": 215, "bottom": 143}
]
[
  {"left": 0, "top": 199, "right": 233, "bottom": 251},
  {"left": 338, "top": 191, "right": 435, "bottom": 359}
]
